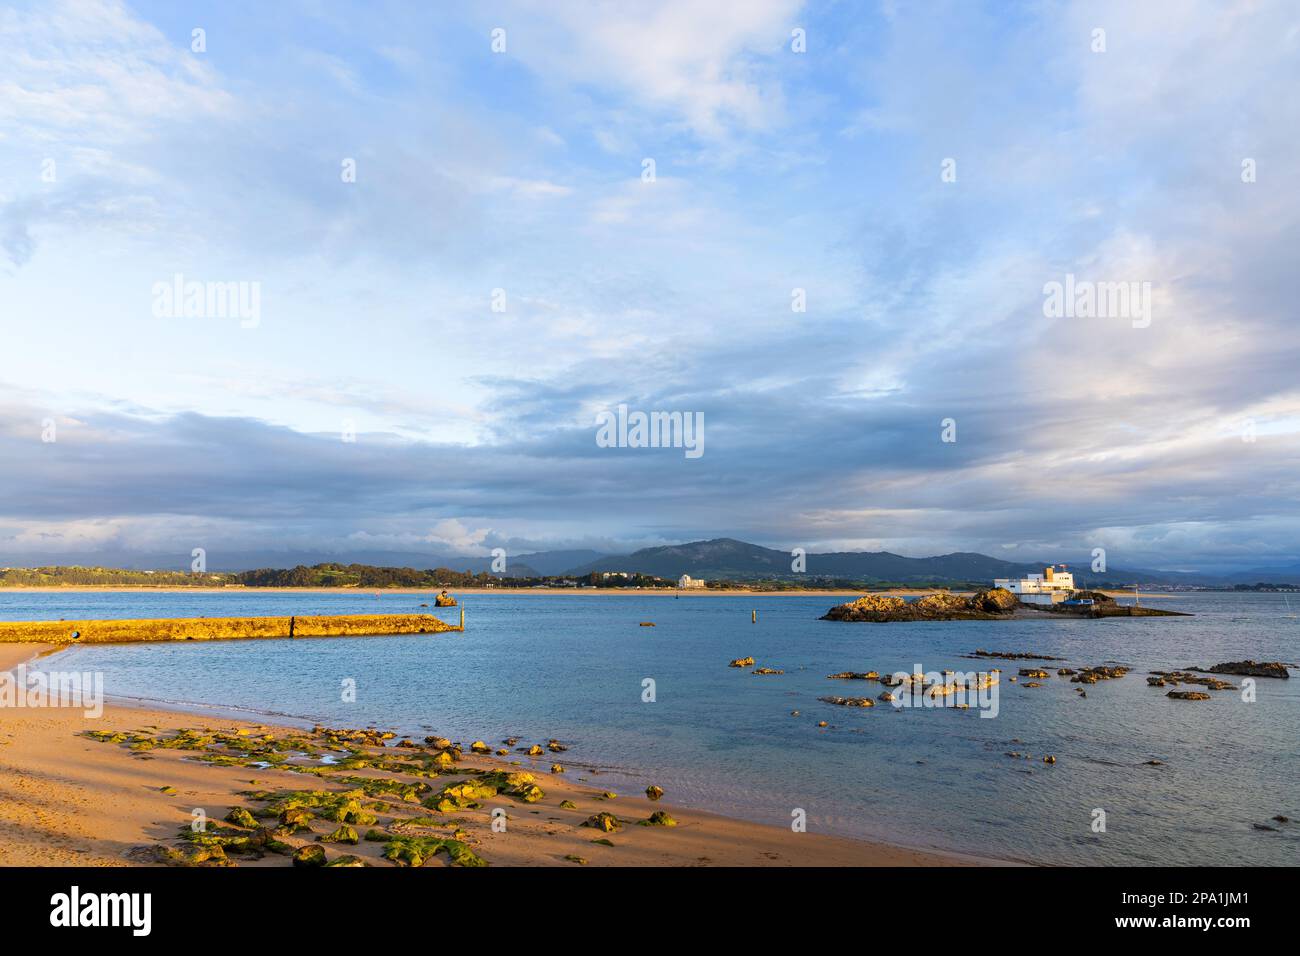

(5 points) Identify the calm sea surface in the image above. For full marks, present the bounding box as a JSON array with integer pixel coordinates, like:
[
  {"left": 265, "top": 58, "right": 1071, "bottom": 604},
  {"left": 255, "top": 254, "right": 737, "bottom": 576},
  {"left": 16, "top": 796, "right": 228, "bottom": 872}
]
[{"left": 10, "top": 590, "right": 1298, "bottom": 865}]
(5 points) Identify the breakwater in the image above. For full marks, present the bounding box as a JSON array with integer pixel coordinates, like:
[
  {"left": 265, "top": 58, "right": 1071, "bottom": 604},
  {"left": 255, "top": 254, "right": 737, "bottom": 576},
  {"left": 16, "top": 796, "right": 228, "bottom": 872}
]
[{"left": 0, "top": 613, "right": 461, "bottom": 645}]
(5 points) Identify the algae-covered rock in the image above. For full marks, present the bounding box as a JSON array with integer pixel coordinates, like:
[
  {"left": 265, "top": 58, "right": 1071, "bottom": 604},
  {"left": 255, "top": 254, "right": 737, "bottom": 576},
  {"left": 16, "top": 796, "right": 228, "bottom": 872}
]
[
  {"left": 225, "top": 807, "right": 258, "bottom": 828},
  {"left": 470, "top": 740, "right": 491, "bottom": 753},
  {"left": 318, "top": 824, "right": 359, "bottom": 845},
  {"left": 293, "top": 845, "right": 326, "bottom": 867},
  {"left": 325, "top": 854, "right": 367, "bottom": 867},
  {"left": 564, "top": 854, "right": 588, "bottom": 865},
  {"left": 525, "top": 744, "right": 544, "bottom": 756},
  {"left": 645, "top": 785, "right": 664, "bottom": 802},
  {"left": 582, "top": 812, "right": 621, "bottom": 833},
  {"left": 380, "top": 834, "right": 486, "bottom": 867},
  {"left": 1168, "top": 691, "right": 1212, "bottom": 701},
  {"left": 550, "top": 763, "right": 564, "bottom": 774},
  {"left": 277, "top": 807, "right": 315, "bottom": 833},
  {"left": 559, "top": 799, "right": 578, "bottom": 810},
  {"left": 728, "top": 657, "right": 756, "bottom": 667},
  {"left": 638, "top": 811, "right": 677, "bottom": 827}
]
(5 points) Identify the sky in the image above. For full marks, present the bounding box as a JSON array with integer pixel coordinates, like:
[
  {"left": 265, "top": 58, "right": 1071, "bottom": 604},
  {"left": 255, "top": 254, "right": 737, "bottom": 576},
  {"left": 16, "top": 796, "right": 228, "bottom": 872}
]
[{"left": 1, "top": 0, "right": 1298, "bottom": 572}]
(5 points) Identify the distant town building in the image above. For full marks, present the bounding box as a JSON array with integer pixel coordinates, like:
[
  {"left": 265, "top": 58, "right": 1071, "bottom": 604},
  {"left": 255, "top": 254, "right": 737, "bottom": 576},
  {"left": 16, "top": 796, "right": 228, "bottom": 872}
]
[
  {"left": 677, "top": 574, "right": 706, "bottom": 589},
  {"left": 993, "top": 565, "right": 1075, "bottom": 605}
]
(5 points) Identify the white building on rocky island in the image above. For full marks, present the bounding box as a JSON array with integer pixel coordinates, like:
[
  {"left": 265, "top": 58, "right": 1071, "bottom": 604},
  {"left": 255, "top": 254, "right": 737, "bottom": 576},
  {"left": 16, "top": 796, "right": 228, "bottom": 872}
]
[{"left": 993, "top": 565, "right": 1075, "bottom": 605}]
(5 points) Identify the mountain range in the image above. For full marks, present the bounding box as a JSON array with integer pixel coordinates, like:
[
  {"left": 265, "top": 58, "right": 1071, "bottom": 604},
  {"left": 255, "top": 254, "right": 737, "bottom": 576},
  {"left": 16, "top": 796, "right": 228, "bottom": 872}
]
[{"left": 4, "top": 538, "right": 1295, "bottom": 585}]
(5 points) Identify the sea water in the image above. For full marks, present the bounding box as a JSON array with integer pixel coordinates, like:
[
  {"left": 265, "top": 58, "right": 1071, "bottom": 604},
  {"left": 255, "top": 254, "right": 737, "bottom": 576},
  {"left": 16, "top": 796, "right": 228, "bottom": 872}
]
[{"left": 9, "top": 590, "right": 1297, "bottom": 865}]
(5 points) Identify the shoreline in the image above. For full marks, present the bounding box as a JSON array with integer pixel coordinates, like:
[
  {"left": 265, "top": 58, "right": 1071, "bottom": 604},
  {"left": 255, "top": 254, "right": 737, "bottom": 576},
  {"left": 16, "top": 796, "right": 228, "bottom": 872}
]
[
  {"left": 0, "top": 644, "right": 1001, "bottom": 868},
  {"left": 0, "top": 585, "right": 1177, "bottom": 598}
]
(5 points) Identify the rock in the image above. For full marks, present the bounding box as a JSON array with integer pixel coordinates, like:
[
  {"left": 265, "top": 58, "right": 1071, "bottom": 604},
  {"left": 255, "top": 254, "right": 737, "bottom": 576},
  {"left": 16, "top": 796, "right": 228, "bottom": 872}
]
[
  {"left": 728, "top": 657, "right": 756, "bottom": 667},
  {"left": 1057, "top": 668, "right": 1076, "bottom": 676},
  {"left": 645, "top": 785, "right": 664, "bottom": 801},
  {"left": 878, "top": 691, "right": 896, "bottom": 702},
  {"left": 818, "top": 696, "right": 874, "bottom": 707},
  {"left": 581, "top": 812, "right": 621, "bottom": 833},
  {"left": 827, "top": 671, "right": 879, "bottom": 680},
  {"left": 823, "top": 588, "right": 1017, "bottom": 622},
  {"left": 599, "top": 791, "right": 617, "bottom": 800},
  {"left": 1204, "top": 660, "right": 1290, "bottom": 679},
  {"left": 752, "top": 667, "right": 784, "bottom": 675},
  {"left": 1149, "top": 671, "right": 1235, "bottom": 690},
  {"left": 526, "top": 744, "right": 544, "bottom": 756},
  {"left": 470, "top": 740, "right": 491, "bottom": 753},
  {"left": 638, "top": 811, "right": 677, "bottom": 827},
  {"left": 559, "top": 799, "right": 578, "bottom": 809},
  {"left": 1167, "top": 691, "right": 1212, "bottom": 701},
  {"left": 379, "top": 834, "right": 486, "bottom": 867},
  {"left": 503, "top": 737, "right": 519, "bottom": 746},
  {"left": 1022, "top": 681, "right": 1042, "bottom": 687},
  {"left": 817, "top": 721, "right": 828, "bottom": 727},
  {"left": 292, "top": 845, "right": 326, "bottom": 867},
  {"left": 564, "top": 854, "right": 588, "bottom": 864},
  {"left": 547, "top": 739, "right": 569, "bottom": 752},
  {"left": 434, "top": 590, "right": 457, "bottom": 607},
  {"left": 1070, "top": 666, "right": 1129, "bottom": 684},
  {"left": 1043, "top": 755, "right": 1056, "bottom": 764},
  {"left": 325, "top": 855, "right": 366, "bottom": 867},
  {"left": 224, "top": 807, "right": 257, "bottom": 828},
  {"left": 159, "top": 786, "right": 178, "bottom": 795},
  {"left": 971, "top": 650, "right": 1063, "bottom": 661},
  {"left": 496, "top": 749, "right": 509, "bottom": 756},
  {"left": 590, "top": 838, "right": 615, "bottom": 847},
  {"left": 1018, "top": 669, "right": 1050, "bottom": 678},
  {"left": 278, "top": 807, "right": 315, "bottom": 833},
  {"left": 550, "top": 763, "right": 564, "bottom": 774},
  {"left": 970, "top": 587, "right": 1020, "bottom": 614},
  {"left": 318, "top": 824, "right": 359, "bottom": 845},
  {"left": 1145, "top": 759, "right": 1164, "bottom": 766},
  {"left": 1274, "top": 815, "right": 1290, "bottom": 823}
]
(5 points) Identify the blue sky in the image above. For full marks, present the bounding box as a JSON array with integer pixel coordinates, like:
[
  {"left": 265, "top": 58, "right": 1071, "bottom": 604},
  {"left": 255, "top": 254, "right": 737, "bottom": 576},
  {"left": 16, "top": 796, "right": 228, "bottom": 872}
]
[{"left": 1, "top": 0, "right": 1298, "bottom": 570}]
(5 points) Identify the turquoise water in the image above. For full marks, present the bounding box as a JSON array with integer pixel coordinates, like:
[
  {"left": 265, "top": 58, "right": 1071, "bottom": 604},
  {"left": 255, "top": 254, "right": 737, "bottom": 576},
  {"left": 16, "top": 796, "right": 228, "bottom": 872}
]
[{"left": 10, "top": 590, "right": 1298, "bottom": 865}]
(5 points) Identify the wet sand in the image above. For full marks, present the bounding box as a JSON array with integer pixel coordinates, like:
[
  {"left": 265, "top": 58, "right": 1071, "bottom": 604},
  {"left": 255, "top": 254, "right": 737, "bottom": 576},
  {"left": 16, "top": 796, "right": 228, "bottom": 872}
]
[{"left": 0, "top": 644, "right": 991, "bottom": 868}]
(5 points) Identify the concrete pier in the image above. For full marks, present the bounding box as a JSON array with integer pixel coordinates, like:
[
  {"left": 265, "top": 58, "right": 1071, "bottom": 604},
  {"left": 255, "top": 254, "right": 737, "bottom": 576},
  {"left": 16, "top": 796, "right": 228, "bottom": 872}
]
[{"left": 0, "top": 613, "right": 461, "bottom": 645}]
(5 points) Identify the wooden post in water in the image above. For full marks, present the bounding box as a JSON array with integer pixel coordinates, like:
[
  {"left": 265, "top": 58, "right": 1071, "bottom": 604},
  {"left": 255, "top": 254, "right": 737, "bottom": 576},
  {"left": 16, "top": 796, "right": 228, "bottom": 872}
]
[
  {"left": 752, "top": 609, "right": 757, "bottom": 624},
  {"left": 459, "top": 606, "right": 465, "bottom": 631}
]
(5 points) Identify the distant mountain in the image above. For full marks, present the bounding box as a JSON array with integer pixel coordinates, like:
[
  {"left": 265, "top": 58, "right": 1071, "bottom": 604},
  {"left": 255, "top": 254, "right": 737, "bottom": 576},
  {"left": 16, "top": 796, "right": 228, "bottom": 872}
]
[
  {"left": 1222, "top": 563, "right": 1300, "bottom": 585},
  {"left": 0, "top": 549, "right": 534, "bottom": 578},
  {"left": 512, "top": 549, "right": 611, "bottom": 576},
  {"left": 565, "top": 537, "right": 1172, "bottom": 585}
]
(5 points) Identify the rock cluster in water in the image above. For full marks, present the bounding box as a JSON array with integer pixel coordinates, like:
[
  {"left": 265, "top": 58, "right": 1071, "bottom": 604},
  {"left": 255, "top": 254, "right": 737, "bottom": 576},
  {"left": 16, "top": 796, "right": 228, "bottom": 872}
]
[{"left": 822, "top": 588, "right": 1018, "bottom": 622}]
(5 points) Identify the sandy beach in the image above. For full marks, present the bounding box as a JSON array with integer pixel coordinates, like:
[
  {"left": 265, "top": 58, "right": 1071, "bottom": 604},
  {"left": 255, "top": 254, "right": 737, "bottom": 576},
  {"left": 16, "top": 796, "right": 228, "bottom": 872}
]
[{"left": 0, "top": 643, "right": 985, "bottom": 867}]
